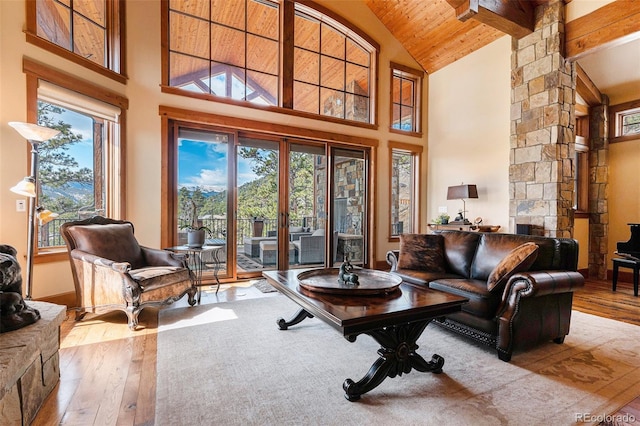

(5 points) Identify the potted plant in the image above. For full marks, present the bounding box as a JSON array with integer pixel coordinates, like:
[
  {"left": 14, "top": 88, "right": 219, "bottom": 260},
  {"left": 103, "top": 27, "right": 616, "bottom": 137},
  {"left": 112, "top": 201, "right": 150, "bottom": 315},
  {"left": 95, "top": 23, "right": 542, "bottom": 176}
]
[
  {"left": 181, "top": 200, "right": 211, "bottom": 248},
  {"left": 432, "top": 213, "right": 450, "bottom": 225}
]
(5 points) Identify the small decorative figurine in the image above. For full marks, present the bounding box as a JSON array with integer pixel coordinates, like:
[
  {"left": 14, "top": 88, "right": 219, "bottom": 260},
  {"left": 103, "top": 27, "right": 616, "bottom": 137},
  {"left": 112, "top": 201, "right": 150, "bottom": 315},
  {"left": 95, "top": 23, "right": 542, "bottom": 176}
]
[{"left": 338, "top": 251, "right": 359, "bottom": 285}]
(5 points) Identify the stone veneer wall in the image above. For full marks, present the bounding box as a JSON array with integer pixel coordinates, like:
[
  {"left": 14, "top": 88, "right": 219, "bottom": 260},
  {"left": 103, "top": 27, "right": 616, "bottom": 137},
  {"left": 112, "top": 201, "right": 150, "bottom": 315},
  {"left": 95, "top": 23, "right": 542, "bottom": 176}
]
[
  {"left": 510, "top": 0, "right": 576, "bottom": 238},
  {"left": 588, "top": 102, "right": 609, "bottom": 279}
]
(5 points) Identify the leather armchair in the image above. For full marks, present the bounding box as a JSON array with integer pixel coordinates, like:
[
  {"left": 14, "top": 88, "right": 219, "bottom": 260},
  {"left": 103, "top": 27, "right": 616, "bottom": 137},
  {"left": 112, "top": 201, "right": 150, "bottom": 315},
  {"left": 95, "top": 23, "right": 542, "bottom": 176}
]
[{"left": 60, "top": 216, "right": 196, "bottom": 329}]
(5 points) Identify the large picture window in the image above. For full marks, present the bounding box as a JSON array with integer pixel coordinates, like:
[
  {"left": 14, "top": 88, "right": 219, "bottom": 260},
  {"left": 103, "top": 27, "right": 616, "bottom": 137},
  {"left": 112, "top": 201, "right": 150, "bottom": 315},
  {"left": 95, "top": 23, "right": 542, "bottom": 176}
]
[
  {"left": 163, "top": 0, "right": 377, "bottom": 125},
  {"left": 26, "top": 0, "right": 125, "bottom": 83}
]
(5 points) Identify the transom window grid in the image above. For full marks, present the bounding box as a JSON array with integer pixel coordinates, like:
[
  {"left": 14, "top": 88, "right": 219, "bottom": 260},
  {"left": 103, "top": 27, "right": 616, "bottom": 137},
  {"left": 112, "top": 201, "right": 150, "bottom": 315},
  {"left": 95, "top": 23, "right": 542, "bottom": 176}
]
[
  {"left": 168, "top": 0, "right": 281, "bottom": 105},
  {"left": 293, "top": 8, "right": 371, "bottom": 122},
  {"left": 391, "top": 70, "right": 418, "bottom": 133},
  {"left": 28, "top": 0, "right": 124, "bottom": 79},
  {"left": 164, "top": 1, "right": 376, "bottom": 125}
]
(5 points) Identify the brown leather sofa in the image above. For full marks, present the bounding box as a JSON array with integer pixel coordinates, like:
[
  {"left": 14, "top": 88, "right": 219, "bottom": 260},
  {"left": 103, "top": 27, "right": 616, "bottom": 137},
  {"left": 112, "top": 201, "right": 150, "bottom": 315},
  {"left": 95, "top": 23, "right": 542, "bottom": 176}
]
[{"left": 387, "top": 230, "right": 584, "bottom": 361}]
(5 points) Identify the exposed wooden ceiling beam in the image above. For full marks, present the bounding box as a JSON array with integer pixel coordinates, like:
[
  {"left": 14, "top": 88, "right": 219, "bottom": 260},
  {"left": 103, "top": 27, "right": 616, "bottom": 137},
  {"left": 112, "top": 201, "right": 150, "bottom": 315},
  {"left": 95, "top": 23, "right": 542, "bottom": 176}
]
[
  {"left": 446, "top": 0, "right": 534, "bottom": 39},
  {"left": 576, "top": 63, "right": 602, "bottom": 107},
  {"left": 566, "top": 0, "right": 640, "bottom": 60}
]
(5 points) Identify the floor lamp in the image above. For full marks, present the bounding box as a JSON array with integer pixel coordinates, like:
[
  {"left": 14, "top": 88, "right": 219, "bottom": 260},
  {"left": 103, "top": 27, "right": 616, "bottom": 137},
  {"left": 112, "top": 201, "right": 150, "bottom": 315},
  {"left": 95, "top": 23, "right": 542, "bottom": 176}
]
[{"left": 9, "top": 122, "right": 60, "bottom": 300}]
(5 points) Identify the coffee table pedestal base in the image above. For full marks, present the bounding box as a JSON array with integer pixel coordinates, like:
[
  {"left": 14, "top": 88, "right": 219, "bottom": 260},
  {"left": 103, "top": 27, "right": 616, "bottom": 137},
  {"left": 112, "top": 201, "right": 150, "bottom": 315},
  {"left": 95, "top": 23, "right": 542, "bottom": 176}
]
[{"left": 278, "top": 308, "right": 444, "bottom": 401}]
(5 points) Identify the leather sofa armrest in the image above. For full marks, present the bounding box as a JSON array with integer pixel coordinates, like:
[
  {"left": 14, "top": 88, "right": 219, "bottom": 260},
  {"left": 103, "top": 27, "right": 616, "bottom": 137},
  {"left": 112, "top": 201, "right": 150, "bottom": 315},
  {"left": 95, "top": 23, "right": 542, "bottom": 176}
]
[
  {"left": 141, "top": 246, "right": 187, "bottom": 267},
  {"left": 497, "top": 270, "right": 585, "bottom": 317},
  {"left": 386, "top": 250, "right": 400, "bottom": 271},
  {"left": 70, "top": 249, "right": 132, "bottom": 272}
]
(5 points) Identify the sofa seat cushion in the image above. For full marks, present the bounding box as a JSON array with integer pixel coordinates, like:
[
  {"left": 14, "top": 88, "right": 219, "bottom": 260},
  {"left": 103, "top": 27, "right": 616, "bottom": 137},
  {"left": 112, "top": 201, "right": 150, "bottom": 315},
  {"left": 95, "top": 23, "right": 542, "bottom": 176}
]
[
  {"left": 129, "top": 266, "right": 191, "bottom": 291},
  {"left": 393, "top": 269, "right": 461, "bottom": 286},
  {"left": 429, "top": 278, "right": 501, "bottom": 320}
]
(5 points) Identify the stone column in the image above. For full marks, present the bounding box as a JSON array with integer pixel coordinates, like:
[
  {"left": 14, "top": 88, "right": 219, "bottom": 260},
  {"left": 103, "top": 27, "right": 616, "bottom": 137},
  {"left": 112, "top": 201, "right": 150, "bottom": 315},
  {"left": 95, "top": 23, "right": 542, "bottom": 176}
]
[
  {"left": 510, "top": 0, "right": 576, "bottom": 238},
  {"left": 588, "top": 101, "right": 609, "bottom": 279}
]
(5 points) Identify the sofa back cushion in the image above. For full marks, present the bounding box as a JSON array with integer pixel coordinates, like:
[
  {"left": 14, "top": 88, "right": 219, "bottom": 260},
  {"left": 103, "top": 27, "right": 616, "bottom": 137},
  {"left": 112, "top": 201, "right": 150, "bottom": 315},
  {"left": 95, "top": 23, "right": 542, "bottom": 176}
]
[
  {"left": 440, "top": 231, "right": 481, "bottom": 277},
  {"left": 470, "top": 233, "right": 560, "bottom": 281},
  {"left": 398, "top": 234, "right": 445, "bottom": 272},
  {"left": 66, "top": 223, "right": 146, "bottom": 269}
]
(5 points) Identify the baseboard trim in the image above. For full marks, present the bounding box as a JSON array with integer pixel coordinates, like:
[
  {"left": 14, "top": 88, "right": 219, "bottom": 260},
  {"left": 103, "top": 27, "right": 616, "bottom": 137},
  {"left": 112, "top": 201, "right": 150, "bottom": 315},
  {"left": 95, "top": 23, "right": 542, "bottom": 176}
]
[{"left": 35, "top": 291, "right": 76, "bottom": 308}]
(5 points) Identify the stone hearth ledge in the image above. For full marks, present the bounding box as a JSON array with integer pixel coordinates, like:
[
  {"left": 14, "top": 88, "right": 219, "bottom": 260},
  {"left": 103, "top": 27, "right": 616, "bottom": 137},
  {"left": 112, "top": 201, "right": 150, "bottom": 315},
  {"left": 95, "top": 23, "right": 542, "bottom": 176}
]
[{"left": 0, "top": 301, "right": 66, "bottom": 424}]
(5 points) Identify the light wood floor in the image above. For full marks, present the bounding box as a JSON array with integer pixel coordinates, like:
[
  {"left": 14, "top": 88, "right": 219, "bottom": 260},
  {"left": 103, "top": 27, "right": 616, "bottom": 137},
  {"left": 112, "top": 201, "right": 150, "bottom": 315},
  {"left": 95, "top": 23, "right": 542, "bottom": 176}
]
[{"left": 32, "top": 278, "right": 639, "bottom": 426}]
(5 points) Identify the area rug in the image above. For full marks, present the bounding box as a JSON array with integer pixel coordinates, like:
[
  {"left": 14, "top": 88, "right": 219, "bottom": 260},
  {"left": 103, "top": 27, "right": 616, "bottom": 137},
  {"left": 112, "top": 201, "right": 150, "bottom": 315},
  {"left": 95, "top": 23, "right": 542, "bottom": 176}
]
[{"left": 156, "top": 296, "right": 640, "bottom": 425}]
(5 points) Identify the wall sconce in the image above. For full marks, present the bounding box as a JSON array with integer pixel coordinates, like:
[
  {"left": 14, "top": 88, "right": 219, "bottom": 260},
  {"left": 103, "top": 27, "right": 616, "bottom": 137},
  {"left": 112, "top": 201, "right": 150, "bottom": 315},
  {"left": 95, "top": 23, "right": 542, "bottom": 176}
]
[
  {"left": 447, "top": 183, "right": 478, "bottom": 224},
  {"left": 8, "top": 121, "right": 60, "bottom": 300}
]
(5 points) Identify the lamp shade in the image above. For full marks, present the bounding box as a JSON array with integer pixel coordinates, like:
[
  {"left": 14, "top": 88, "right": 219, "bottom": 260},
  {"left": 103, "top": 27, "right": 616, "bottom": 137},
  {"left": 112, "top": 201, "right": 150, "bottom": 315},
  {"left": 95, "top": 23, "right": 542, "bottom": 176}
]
[
  {"left": 447, "top": 184, "right": 478, "bottom": 200},
  {"left": 10, "top": 177, "right": 36, "bottom": 197},
  {"left": 8, "top": 121, "right": 60, "bottom": 142}
]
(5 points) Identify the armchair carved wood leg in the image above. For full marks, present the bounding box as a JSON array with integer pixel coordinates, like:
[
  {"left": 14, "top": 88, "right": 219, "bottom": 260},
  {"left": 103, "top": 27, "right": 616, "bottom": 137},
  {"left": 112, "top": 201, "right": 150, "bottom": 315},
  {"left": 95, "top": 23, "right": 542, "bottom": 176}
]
[
  {"left": 187, "top": 287, "right": 197, "bottom": 306},
  {"left": 126, "top": 306, "right": 141, "bottom": 330}
]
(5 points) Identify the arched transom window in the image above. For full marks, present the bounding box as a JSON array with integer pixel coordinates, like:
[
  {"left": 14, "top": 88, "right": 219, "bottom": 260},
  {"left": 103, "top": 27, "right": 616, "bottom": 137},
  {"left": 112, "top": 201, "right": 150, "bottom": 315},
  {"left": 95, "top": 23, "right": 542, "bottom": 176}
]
[{"left": 164, "top": 0, "right": 377, "bottom": 124}]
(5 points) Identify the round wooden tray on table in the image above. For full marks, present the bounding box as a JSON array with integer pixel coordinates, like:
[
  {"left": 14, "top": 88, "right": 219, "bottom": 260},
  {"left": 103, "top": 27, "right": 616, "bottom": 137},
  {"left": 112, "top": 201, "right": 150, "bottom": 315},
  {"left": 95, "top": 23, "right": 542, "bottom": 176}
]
[{"left": 296, "top": 268, "right": 402, "bottom": 296}]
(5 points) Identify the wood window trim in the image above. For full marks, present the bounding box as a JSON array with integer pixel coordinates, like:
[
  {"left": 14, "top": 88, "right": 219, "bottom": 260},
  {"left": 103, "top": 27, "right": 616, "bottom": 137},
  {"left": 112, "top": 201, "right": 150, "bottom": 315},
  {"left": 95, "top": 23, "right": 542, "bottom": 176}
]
[
  {"left": 389, "top": 62, "right": 423, "bottom": 136},
  {"left": 23, "top": 58, "right": 128, "bottom": 262},
  {"left": 574, "top": 138, "right": 589, "bottom": 214},
  {"left": 25, "top": 0, "right": 127, "bottom": 85},
  {"left": 387, "top": 140, "right": 422, "bottom": 242},
  {"left": 609, "top": 99, "right": 640, "bottom": 144},
  {"left": 161, "top": 0, "right": 379, "bottom": 127}
]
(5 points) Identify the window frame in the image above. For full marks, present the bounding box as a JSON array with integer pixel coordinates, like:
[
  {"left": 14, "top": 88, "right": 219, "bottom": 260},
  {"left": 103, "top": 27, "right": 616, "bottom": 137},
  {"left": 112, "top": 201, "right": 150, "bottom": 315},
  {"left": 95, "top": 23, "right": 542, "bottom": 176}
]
[
  {"left": 388, "top": 141, "right": 422, "bottom": 241},
  {"left": 574, "top": 136, "right": 589, "bottom": 214},
  {"left": 25, "top": 0, "right": 127, "bottom": 84},
  {"left": 389, "top": 62, "right": 423, "bottom": 137},
  {"left": 160, "top": 0, "right": 379, "bottom": 129},
  {"left": 23, "top": 58, "right": 128, "bottom": 262},
  {"left": 609, "top": 99, "right": 640, "bottom": 143}
]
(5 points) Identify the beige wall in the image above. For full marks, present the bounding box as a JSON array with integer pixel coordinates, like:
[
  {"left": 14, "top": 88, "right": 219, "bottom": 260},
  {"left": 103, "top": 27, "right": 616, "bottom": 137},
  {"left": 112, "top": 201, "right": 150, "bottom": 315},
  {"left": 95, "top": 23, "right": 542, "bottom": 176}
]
[
  {"left": 0, "top": 1, "right": 426, "bottom": 298},
  {"left": 427, "top": 36, "right": 511, "bottom": 229}
]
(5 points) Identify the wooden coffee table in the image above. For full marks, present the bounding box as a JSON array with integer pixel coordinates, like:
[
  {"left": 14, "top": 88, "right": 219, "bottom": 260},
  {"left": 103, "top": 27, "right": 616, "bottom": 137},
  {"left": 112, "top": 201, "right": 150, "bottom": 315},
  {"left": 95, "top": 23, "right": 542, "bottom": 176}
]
[{"left": 262, "top": 268, "right": 468, "bottom": 401}]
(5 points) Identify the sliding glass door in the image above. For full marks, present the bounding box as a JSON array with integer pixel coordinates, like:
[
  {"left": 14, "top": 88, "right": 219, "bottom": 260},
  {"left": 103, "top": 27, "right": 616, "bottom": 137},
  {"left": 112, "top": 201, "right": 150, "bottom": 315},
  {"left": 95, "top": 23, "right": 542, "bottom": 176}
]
[{"left": 173, "top": 123, "right": 370, "bottom": 280}]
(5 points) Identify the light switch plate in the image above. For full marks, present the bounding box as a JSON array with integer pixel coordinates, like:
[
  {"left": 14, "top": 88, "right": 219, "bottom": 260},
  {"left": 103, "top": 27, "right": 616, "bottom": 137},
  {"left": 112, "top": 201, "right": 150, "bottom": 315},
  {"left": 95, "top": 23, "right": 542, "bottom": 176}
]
[
  {"left": 438, "top": 206, "right": 448, "bottom": 213},
  {"left": 16, "top": 200, "right": 26, "bottom": 212}
]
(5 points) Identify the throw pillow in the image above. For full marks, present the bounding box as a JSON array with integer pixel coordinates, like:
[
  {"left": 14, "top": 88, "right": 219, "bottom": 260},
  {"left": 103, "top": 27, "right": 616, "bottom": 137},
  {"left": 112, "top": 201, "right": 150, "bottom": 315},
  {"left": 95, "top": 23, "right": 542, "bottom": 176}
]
[
  {"left": 398, "top": 234, "right": 445, "bottom": 272},
  {"left": 487, "top": 242, "right": 539, "bottom": 292}
]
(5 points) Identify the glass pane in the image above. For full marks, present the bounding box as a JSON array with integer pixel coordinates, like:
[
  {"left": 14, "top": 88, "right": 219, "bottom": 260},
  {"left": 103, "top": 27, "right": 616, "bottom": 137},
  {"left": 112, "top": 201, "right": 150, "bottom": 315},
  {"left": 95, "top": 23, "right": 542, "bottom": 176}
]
[
  {"left": 211, "top": 24, "right": 245, "bottom": 67},
  {"left": 294, "top": 48, "right": 319, "bottom": 84},
  {"left": 345, "top": 63, "right": 368, "bottom": 94},
  {"left": 171, "top": 12, "right": 209, "bottom": 58},
  {"left": 294, "top": 12, "right": 319, "bottom": 51},
  {"left": 391, "top": 150, "right": 414, "bottom": 235},
  {"left": 401, "top": 78, "right": 415, "bottom": 106},
  {"left": 321, "top": 88, "right": 344, "bottom": 118},
  {"left": 75, "top": 0, "right": 105, "bottom": 26},
  {"left": 400, "top": 105, "right": 415, "bottom": 131},
  {"left": 209, "top": 63, "right": 246, "bottom": 99},
  {"left": 333, "top": 149, "right": 365, "bottom": 266},
  {"left": 392, "top": 103, "right": 401, "bottom": 129},
  {"left": 345, "top": 94, "right": 369, "bottom": 123},
  {"left": 73, "top": 12, "right": 105, "bottom": 65},
  {"left": 177, "top": 129, "right": 230, "bottom": 278},
  {"left": 321, "top": 24, "right": 345, "bottom": 59},
  {"left": 246, "top": 71, "right": 278, "bottom": 106},
  {"left": 346, "top": 39, "right": 369, "bottom": 66},
  {"left": 247, "top": 0, "right": 279, "bottom": 40},
  {"left": 321, "top": 56, "right": 344, "bottom": 90},
  {"left": 171, "top": 0, "right": 208, "bottom": 19},
  {"left": 289, "top": 144, "right": 326, "bottom": 268},
  {"left": 170, "top": 53, "right": 210, "bottom": 92},
  {"left": 37, "top": 1, "right": 71, "bottom": 50},
  {"left": 247, "top": 34, "right": 278, "bottom": 74},
  {"left": 237, "top": 138, "right": 279, "bottom": 271},
  {"left": 36, "top": 102, "right": 102, "bottom": 248},
  {"left": 392, "top": 75, "right": 401, "bottom": 103},
  {"left": 622, "top": 112, "right": 640, "bottom": 136},
  {"left": 293, "top": 81, "right": 319, "bottom": 114},
  {"left": 211, "top": 0, "right": 245, "bottom": 30}
]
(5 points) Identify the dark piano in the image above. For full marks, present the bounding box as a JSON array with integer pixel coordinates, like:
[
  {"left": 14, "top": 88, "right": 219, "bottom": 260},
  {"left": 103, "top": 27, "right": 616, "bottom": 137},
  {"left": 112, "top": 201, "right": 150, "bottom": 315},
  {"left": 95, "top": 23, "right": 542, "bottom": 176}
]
[{"left": 616, "top": 223, "right": 640, "bottom": 261}]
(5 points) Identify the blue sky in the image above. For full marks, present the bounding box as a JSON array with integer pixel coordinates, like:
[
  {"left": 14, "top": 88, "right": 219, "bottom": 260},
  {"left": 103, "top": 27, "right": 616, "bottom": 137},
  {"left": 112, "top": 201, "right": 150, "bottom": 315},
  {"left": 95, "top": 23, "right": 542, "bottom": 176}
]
[{"left": 47, "top": 106, "right": 259, "bottom": 191}]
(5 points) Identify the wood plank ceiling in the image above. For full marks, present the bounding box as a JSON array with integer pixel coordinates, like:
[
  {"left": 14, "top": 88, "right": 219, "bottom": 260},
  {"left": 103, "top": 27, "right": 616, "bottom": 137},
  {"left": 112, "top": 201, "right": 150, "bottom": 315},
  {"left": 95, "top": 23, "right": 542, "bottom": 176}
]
[{"left": 365, "top": 0, "right": 550, "bottom": 74}]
